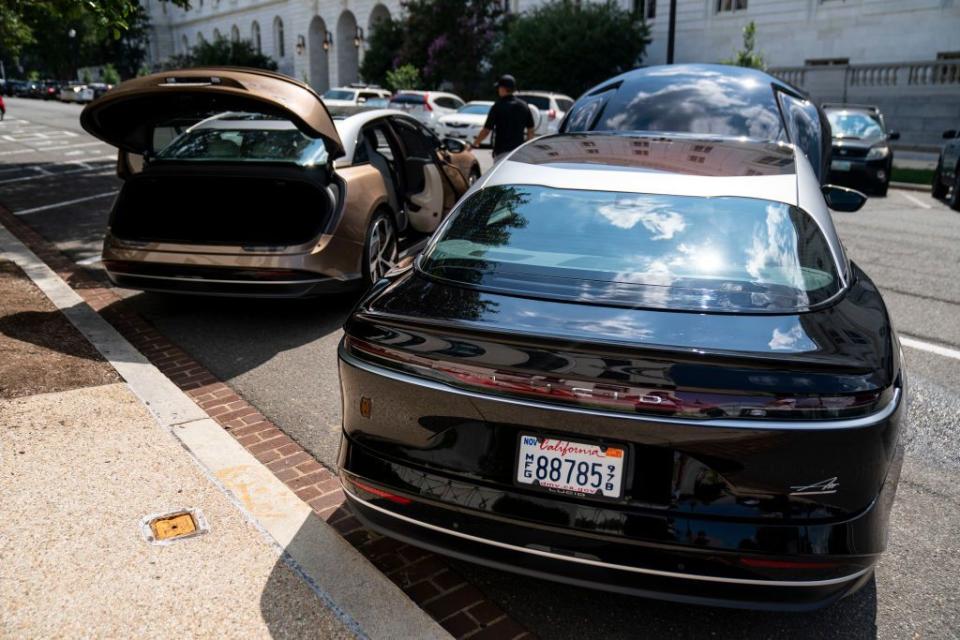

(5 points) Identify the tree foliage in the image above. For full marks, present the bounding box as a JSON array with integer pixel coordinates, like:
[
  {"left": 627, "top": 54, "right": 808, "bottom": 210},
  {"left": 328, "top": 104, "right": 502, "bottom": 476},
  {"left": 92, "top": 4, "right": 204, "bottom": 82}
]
[
  {"left": 164, "top": 39, "right": 278, "bottom": 71},
  {"left": 385, "top": 64, "right": 423, "bottom": 91},
  {"left": 722, "top": 21, "right": 765, "bottom": 70},
  {"left": 492, "top": 1, "right": 649, "bottom": 99},
  {"left": 359, "top": 17, "right": 404, "bottom": 87}
]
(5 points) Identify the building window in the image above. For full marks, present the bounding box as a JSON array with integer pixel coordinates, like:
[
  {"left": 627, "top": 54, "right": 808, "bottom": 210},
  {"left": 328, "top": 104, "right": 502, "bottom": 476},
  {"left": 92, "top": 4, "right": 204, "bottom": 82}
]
[
  {"left": 274, "top": 17, "right": 285, "bottom": 57},
  {"left": 181, "top": 34, "right": 189, "bottom": 53},
  {"left": 213, "top": 28, "right": 222, "bottom": 41},
  {"left": 937, "top": 51, "right": 960, "bottom": 60},
  {"left": 231, "top": 25, "right": 240, "bottom": 42},
  {"left": 633, "top": 0, "right": 656, "bottom": 19},
  {"left": 717, "top": 0, "right": 747, "bottom": 12},
  {"left": 251, "top": 21, "right": 262, "bottom": 53}
]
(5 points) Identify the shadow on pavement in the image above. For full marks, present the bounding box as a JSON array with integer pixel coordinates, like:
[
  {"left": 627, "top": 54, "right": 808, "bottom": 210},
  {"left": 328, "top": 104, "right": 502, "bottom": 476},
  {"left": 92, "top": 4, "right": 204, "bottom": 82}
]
[
  {"left": 112, "top": 289, "right": 359, "bottom": 380},
  {"left": 451, "top": 562, "right": 878, "bottom": 640}
]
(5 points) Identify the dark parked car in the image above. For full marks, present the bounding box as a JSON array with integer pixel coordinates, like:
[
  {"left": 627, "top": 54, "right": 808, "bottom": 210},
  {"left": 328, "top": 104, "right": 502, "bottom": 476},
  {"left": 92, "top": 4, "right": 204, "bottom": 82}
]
[
  {"left": 2, "top": 79, "right": 27, "bottom": 97},
  {"left": 559, "top": 64, "right": 833, "bottom": 185},
  {"left": 822, "top": 104, "right": 898, "bottom": 196},
  {"left": 40, "top": 80, "right": 62, "bottom": 100},
  {"left": 337, "top": 133, "right": 904, "bottom": 610},
  {"left": 932, "top": 127, "right": 960, "bottom": 210},
  {"left": 14, "top": 81, "right": 39, "bottom": 98}
]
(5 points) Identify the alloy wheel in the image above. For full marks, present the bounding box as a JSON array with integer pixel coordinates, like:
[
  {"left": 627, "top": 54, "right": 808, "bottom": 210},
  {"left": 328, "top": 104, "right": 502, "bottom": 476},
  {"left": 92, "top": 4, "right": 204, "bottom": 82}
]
[{"left": 366, "top": 214, "right": 398, "bottom": 283}]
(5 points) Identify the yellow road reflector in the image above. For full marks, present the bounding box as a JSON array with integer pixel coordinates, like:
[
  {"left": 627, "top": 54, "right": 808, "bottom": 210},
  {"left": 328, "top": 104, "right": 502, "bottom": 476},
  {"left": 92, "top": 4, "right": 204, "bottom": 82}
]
[
  {"left": 140, "top": 508, "right": 208, "bottom": 545},
  {"left": 151, "top": 512, "right": 196, "bottom": 540}
]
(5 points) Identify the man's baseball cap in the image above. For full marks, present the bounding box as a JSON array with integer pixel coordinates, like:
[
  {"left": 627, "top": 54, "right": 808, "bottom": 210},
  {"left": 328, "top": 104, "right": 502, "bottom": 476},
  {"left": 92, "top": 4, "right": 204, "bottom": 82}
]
[{"left": 494, "top": 74, "right": 517, "bottom": 90}]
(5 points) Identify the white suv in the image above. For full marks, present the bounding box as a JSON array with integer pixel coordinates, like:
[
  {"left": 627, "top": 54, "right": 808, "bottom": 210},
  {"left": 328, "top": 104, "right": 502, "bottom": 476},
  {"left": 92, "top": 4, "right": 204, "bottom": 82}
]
[
  {"left": 389, "top": 91, "right": 466, "bottom": 134},
  {"left": 516, "top": 91, "right": 575, "bottom": 135},
  {"left": 322, "top": 86, "right": 392, "bottom": 116}
]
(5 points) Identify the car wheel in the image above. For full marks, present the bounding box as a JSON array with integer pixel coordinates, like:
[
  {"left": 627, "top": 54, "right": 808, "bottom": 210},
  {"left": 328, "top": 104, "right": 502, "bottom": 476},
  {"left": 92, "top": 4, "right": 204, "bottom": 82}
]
[
  {"left": 468, "top": 166, "right": 481, "bottom": 185},
  {"left": 931, "top": 162, "right": 948, "bottom": 199},
  {"left": 876, "top": 179, "right": 888, "bottom": 197},
  {"left": 949, "top": 170, "right": 960, "bottom": 212},
  {"left": 363, "top": 211, "right": 399, "bottom": 286}
]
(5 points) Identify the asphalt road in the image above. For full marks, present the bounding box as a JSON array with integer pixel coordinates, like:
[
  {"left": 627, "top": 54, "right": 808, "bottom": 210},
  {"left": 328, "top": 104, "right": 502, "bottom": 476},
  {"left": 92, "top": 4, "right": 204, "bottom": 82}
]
[{"left": 2, "top": 97, "right": 959, "bottom": 638}]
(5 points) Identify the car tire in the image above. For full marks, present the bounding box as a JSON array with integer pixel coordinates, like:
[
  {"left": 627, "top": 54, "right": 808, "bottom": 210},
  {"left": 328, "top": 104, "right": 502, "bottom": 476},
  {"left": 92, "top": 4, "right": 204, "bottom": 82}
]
[
  {"left": 949, "top": 170, "right": 960, "bottom": 212},
  {"left": 876, "top": 180, "right": 889, "bottom": 197},
  {"left": 363, "top": 211, "right": 399, "bottom": 287},
  {"left": 931, "top": 162, "right": 948, "bottom": 199}
]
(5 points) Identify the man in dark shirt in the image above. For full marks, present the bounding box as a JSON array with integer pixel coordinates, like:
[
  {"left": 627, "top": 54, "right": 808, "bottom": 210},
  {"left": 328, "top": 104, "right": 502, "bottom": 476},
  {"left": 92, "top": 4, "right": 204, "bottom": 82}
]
[{"left": 473, "top": 74, "right": 535, "bottom": 161}]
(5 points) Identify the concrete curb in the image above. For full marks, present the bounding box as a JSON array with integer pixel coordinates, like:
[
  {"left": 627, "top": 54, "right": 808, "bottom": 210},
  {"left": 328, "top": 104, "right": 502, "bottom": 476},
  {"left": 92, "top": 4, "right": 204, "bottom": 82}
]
[{"left": 0, "top": 223, "right": 452, "bottom": 640}]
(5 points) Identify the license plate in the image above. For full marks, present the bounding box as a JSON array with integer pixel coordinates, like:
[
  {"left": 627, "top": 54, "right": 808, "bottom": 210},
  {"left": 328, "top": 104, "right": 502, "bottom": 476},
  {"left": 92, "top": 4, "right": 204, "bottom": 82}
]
[
  {"left": 516, "top": 434, "right": 626, "bottom": 499},
  {"left": 831, "top": 160, "right": 851, "bottom": 172}
]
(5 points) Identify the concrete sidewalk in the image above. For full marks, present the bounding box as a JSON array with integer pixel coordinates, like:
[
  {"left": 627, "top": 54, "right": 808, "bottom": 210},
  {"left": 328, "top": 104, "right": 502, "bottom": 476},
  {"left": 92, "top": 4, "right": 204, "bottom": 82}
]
[{"left": 0, "top": 258, "right": 356, "bottom": 638}]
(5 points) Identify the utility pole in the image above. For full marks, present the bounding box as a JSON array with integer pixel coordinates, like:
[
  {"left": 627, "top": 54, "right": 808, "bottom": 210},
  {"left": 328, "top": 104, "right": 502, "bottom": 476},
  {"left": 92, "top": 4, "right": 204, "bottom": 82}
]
[{"left": 666, "top": 0, "right": 678, "bottom": 64}]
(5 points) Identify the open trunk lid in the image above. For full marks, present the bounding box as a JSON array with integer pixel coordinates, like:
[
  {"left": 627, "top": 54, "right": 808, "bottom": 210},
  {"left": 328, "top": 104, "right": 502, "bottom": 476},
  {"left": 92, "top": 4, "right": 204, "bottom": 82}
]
[{"left": 80, "top": 67, "right": 343, "bottom": 158}]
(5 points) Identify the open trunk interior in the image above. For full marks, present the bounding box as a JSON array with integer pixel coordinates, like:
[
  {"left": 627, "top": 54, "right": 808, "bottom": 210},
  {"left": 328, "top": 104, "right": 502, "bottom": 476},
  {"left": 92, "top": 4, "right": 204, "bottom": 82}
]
[{"left": 111, "top": 165, "right": 333, "bottom": 246}]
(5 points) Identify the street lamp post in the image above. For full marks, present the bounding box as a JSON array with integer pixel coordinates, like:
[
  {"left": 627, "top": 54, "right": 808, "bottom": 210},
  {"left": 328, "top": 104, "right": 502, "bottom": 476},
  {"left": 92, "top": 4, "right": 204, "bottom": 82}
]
[{"left": 67, "top": 28, "right": 78, "bottom": 81}]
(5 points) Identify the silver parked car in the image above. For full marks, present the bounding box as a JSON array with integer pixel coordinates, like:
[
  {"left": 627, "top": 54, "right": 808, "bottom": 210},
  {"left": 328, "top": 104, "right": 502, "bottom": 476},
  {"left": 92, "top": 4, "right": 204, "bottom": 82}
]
[
  {"left": 516, "top": 91, "right": 574, "bottom": 135},
  {"left": 389, "top": 90, "right": 465, "bottom": 134}
]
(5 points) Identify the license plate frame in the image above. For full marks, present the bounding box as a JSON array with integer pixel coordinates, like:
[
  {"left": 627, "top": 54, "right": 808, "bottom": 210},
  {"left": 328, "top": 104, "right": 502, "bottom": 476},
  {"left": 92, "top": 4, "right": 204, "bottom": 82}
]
[
  {"left": 514, "top": 433, "right": 628, "bottom": 500},
  {"left": 831, "top": 160, "right": 852, "bottom": 172}
]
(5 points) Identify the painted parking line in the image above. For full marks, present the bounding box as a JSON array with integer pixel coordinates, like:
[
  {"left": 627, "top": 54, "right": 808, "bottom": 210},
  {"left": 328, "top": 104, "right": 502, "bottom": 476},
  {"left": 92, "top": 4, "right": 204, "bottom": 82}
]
[
  {"left": 901, "top": 335, "right": 960, "bottom": 361},
  {"left": 0, "top": 142, "right": 110, "bottom": 157},
  {"left": 0, "top": 162, "right": 116, "bottom": 185},
  {"left": 14, "top": 191, "right": 119, "bottom": 216},
  {"left": 896, "top": 190, "right": 933, "bottom": 210}
]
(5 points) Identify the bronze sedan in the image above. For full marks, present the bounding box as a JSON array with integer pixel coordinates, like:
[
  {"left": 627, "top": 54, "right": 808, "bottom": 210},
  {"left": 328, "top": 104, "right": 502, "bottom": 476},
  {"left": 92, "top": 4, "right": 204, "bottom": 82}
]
[{"left": 80, "top": 67, "right": 480, "bottom": 297}]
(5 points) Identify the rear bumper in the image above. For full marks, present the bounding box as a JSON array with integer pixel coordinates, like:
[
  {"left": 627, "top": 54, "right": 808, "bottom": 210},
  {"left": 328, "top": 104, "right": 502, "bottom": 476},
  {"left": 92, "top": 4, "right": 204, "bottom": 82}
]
[
  {"left": 105, "top": 266, "right": 358, "bottom": 298},
  {"left": 340, "top": 458, "right": 881, "bottom": 611}
]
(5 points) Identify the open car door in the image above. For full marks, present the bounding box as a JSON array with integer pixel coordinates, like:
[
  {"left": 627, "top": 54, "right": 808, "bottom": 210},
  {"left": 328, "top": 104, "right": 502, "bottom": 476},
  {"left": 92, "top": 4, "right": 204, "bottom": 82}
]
[
  {"left": 81, "top": 67, "right": 344, "bottom": 174},
  {"left": 390, "top": 116, "right": 447, "bottom": 233}
]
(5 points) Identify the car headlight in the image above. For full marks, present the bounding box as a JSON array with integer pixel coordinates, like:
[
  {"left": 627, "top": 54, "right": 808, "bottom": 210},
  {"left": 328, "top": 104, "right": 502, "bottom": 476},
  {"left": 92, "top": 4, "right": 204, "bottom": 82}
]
[{"left": 866, "top": 146, "right": 890, "bottom": 160}]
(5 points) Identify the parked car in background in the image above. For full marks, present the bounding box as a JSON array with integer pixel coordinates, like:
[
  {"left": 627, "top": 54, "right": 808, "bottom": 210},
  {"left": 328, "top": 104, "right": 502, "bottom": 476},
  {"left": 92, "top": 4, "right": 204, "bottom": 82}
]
[
  {"left": 337, "top": 131, "right": 904, "bottom": 611},
  {"left": 15, "top": 81, "right": 39, "bottom": 98},
  {"left": 60, "top": 84, "right": 94, "bottom": 103},
  {"left": 822, "top": 104, "right": 898, "bottom": 196},
  {"left": 389, "top": 90, "right": 465, "bottom": 134},
  {"left": 40, "top": 81, "right": 62, "bottom": 100},
  {"left": 2, "top": 79, "right": 27, "bottom": 97},
  {"left": 80, "top": 68, "right": 479, "bottom": 297},
  {"left": 560, "top": 64, "right": 834, "bottom": 185},
  {"left": 437, "top": 101, "right": 493, "bottom": 146},
  {"left": 88, "top": 83, "right": 113, "bottom": 100},
  {"left": 517, "top": 91, "right": 574, "bottom": 135},
  {"left": 322, "top": 85, "right": 392, "bottom": 116},
  {"left": 932, "top": 127, "right": 960, "bottom": 210}
]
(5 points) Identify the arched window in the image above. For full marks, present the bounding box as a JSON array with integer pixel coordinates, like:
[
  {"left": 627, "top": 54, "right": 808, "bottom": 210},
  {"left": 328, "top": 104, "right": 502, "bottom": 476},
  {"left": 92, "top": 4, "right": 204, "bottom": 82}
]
[
  {"left": 196, "top": 32, "right": 206, "bottom": 46},
  {"left": 213, "top": 28, "right": 222, "bottom": 41},
  {"left": 181, "top": 34, "right": 189, "bottom": 53},
  {"left": 274, "top": 17, "right": 285, "bottom": 58},
  {"left": 251, "top": 21, "right": 262, "bottom": 53},
  {"left": 231, "top": 25, "right": 240, "bottom": 42}
]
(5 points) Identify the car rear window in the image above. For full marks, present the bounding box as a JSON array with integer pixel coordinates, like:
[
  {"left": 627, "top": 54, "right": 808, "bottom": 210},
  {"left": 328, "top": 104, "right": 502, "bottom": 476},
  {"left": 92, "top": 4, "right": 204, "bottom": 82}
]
[
  {"left": 420, "top": 185, "right": 841, "bottom": 313},
  {"left": 323, "top": 89, "right": 355, "bottom": 101},
  {"left": 390, "top": 93, "right": 426, "bottom": 105},
  {"left": 520, "top": 95, "right": 551, "bottom": 110}
]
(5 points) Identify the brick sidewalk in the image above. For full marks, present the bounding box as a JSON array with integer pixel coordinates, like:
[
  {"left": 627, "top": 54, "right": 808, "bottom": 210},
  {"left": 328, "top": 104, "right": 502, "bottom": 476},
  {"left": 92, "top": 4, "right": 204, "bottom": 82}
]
[{"left": 0, "top": 205, "right": 534, "bottom": 640}]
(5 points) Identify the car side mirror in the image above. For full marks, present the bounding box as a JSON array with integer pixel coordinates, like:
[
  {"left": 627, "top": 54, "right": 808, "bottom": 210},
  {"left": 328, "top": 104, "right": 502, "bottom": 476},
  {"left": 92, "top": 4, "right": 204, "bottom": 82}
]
[
  {"left": 822, "top": 184, "right": 867, "bottom": 212},
  {"left": 357, "top": 96, "right": 367, "bottom": 104},
  {"left": 944, "top": 129, "right": 958, "bottom": 139},
  {"left": 441, "top": 137, "right": 467, "bottom": 154},
  {"left": 887, "top": 130, "right": 900, "bottom": 140}
]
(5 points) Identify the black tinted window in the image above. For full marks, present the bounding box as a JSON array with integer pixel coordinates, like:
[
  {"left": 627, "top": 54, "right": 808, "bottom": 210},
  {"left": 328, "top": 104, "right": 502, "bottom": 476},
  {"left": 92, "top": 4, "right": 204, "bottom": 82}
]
[
  {"left": 520, "top": 95, "right": 551, "bottom": 110},
  {"left": 780, "top": 93, "right": 823, "bottom": 173},
  {"left": 564, "top": 69, "right": 785, "bottom": 140},
  {"left": 421, "top": 185, "right": 840, "bottom": 313}
]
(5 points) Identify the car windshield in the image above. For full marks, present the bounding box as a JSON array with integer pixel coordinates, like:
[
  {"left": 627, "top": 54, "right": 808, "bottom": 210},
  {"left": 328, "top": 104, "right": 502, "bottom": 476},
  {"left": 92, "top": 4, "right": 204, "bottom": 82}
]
[
  {"left": 826, "top": 111, "right": 884, "bottom": 139},
  {"left": 459, "top": 104, "right": 491, "bottom": 115},
  {"left": 155, "top": 114, "right": 328, "bottom": 165},
  {"left": 420, "top": 185, "right": 841, "bottom": 313},
  {"left": 520, "top": 95, "right": 551, "bottom": 110},
  {"left": 323, "top": 89, "right": 356, "bottom": 101}
]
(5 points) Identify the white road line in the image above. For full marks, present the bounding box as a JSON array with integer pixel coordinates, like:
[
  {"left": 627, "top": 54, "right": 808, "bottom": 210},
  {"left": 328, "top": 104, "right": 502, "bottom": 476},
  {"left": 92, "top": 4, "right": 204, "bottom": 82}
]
[
  {"left": 0, "top": 163, "right": 115, "bottom": 185},
  {"left": 0, "top": 141, "right": 107, "bottom": 156},
  {"left": 0, "top": 224, "right": 452, "bottom": 640},
  {"left": 901, "top": 335, "right": 960, "bottom": 361},
  {"left": 14, "top": 191, "right": 119, "bottom": 216},
  {"left": 897, "top": 190, "right": 933, "bottom": 210}
]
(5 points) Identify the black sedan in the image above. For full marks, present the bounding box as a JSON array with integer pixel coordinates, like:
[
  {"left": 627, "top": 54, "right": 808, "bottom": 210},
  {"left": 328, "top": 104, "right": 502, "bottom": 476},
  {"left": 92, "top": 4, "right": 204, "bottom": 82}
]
[
  {"left": 559, "top": 64, "right": 833, "bottom": 185},
  {"left": 336, "top": 133, "right": 905, "bottom": 610},
  {"left": 932, "top": 127, "right": 960, "bottom": 210},
  {"left": 823, "top": 104, "right": 899, "bottom": 196}
]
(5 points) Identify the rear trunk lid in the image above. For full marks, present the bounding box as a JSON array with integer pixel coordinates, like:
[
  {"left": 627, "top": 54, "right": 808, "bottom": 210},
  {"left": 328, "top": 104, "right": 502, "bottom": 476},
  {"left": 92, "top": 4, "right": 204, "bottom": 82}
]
[{"left": 80, "top": 67, "right": 343, "bottom": 159}]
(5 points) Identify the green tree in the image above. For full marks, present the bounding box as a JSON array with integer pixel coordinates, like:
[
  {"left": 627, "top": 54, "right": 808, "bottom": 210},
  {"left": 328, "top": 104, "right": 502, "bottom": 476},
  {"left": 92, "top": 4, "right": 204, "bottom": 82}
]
[
  {"left": 722, "top": 21, "right": 765, "bottom": 70},
  {"left": 384, "top": 64, "right": 423, "bottom": 91},
  {"left": 395, "top": 0, "right": 505, "bottom": 97},
  {"left": 165, "top": 39, "right": 278, "bottom": 71},
  {"left": 101, "top": 63, "right": 120, "bottom": 85},
  {"left": 360, "top": 17, "right": 404, "bottom": 86},
  {"left": 492, "top": 1, "right": 649, "bottom": 99}
]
